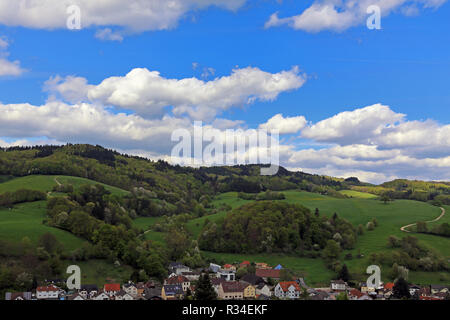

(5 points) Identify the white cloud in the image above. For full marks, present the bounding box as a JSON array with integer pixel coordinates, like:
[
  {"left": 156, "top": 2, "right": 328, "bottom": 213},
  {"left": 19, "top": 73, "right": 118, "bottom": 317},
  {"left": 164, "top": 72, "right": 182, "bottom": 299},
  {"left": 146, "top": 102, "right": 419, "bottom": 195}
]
[
  {"left": 266, "top": 0, "right": 448, "bottom": 32},
  {"left": 48, "top": 66, "right": 306, "bottom": 120},
  {"left": 95, "top": 28, "right": 124, "bottom": 42},
  {"left": 0, "top": 0, "right": 247, "bottom": 33},
  {"left": 259, "top": 113, "right": 307, "bottom": 134},
  {"left": 0, "top": 36, "right": 25, "bottom": 77}
]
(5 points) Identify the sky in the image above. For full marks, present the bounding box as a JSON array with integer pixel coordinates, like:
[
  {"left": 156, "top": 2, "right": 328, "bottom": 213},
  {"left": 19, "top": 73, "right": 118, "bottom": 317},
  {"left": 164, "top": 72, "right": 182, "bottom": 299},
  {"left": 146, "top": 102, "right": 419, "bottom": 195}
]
[{"left": 0, "top": 0, "right": 449, "bottom": 184}]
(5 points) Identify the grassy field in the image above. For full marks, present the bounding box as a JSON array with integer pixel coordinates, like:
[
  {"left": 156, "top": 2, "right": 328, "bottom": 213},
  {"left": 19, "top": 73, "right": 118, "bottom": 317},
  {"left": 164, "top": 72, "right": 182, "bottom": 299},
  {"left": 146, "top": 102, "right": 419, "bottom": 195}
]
[
  {"left": 63, "top": 259, "right": 134, "bottom": 287},
  {"left": 132, "top": 216, "right": 167, "bottom": 244},
  {"left": 0, "top": 175, "right": 129, "bottom": 196},
  {"left": 0, "top": 201, "right": 86, "bottom": 252},
  {"left": 190, "top": 190, "right": 450, "bottom": 285},
  {"left": 339, "top": 189, "right": 378, "bottom": 199}
]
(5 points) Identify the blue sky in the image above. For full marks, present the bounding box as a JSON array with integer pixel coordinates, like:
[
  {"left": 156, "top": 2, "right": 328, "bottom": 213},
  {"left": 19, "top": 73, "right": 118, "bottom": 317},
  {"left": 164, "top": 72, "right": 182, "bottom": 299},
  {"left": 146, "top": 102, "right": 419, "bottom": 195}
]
[{"left": 0, "top": 0, "right": 449, "bottom": 183}]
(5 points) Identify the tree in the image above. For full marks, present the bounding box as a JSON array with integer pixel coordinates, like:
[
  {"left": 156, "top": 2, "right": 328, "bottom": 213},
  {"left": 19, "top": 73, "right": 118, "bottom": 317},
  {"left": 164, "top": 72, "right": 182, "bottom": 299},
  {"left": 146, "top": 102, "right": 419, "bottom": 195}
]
[
  {"left": 38, "top": 233, "right": 63, "bottom": 255},
  {"left": 357, "top": 224, "right": 364, "bottom": 235},
  {"left": 322, "top": 240, "right": 341, "bottom": 261},
  {"left": 314, "top": 208, "right": 320, "bottom": 217},
  {"left": 336, "top": 292, "right": 348, "bottom": 300},
  {"left": 366, "top": 221, "right": 375, "bottom": 231},
  {"left": 380, "top": 193, "right": 392, "bottom": 204},
  {"left": 416, "top": 221, "right": 428, "bottom": 233},
  {"left": 194, "top": 274, "right": 217, "bottom": 300},
  {"left": 393, "top": 277, "right": 410, "bottom": 299},
  {"left": 338, "top": 264, "right": 350, "bottom": 282}
]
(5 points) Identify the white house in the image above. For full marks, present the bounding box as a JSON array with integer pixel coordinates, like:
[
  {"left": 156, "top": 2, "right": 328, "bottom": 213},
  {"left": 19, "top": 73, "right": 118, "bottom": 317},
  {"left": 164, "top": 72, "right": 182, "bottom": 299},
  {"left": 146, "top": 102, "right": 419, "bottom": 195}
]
[
  {"left": 94, "top": 292, "right": 110, "bottom": 300},
  {"left": 274, "top": 282, "right": 301, "bottom": 299},
  {"left": 123, "top": 282, "right": 138, "bottom": 297},
  {"left": 331, "top": 280, "right": 347, "bottom": 291},
  {"left": 256, "top": 283, "right": 272, "bottom": 297},
  {"left": 217, "top": 269, "right": 236, "bottom": 281},
  {"left": 36, "top": 285, "right": 59, "bottom": 300}
]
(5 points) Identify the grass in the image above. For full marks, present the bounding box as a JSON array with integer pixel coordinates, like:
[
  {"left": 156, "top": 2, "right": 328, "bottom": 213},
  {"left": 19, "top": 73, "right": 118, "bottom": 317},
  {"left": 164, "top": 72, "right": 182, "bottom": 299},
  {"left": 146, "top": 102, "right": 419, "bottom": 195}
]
[
  {"left": 0, "top": 175, "right": 129, "bottom": 196},
  {"left": 339, "top": 190, "right": 378, "bottom": 199},
  {"left": 190, "top": 190, "right": 450, "bottom": 285},
  {"left": 63, "top": 259, "right": 134, "bottom": 287},
  {"left": 0, "top": 201, "right": 86, "bottom": 252}
]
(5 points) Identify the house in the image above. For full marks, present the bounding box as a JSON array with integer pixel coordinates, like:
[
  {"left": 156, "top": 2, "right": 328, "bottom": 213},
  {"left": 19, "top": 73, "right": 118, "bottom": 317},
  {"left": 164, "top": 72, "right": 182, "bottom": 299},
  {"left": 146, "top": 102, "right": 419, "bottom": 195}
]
[
  {"left": 430, "top": 285, "right": 449, "bottom": 295},
  {"left": 5, "top": 292, "right": 32, "bottom": 300},
  {"left": 256, "top": 283, "right": 272, "bottom": 297},
  {"left": 218, "top": 281, "right": 246, "bottom": 300},
  {"left": 79, "top": 284, "right": 98, "bottom": 300},
  {"left": 115, "top": 290, "right": 135, "bottom": 300},
  {"left": 94, "top": 291, "right": 110, "bottom": 300},
  {"left": 309, "top": 290, "right": 330, "bottom": 301},
  {"left": 36, "top": 285, "right": 59, "bottom": 300},
  {"left": 330, "top": 280, "right": 347, "bottom": 292},
  {"left": 217, "top": 269, "right": 236, "bottom": 281},
  {"left": 223, "top": 264, "right": 236, "bottom": 271},
  {"left": 296, "top": 278, "right": 309, "bottom": 289},
  {"left": 166, "top": 275, "right": 191, "bottom": 292},
  {"left": 136, "top": 282, "right": 146, "bottom": 296},
  {"left": 104, "top": 283, "right": 121, "bottom": 296},
  {"left": 274, "top": 281, "right": 301, "bottom": 299},
  {"left": 211, "top": 278, "right": 226, "bottom": 294},
  {"left": 68, "top": 293, "right": 85, "bottom": 301},
  {"left": 240, "top": 274, "right": 264, "bottom": 286},
  {"left": 209, "top": 263, "right": 221, "bottom": 273},
  {"left": 243, "top": 284, "right": 256, "bottom": 299},
  {"left": 162, "top": 284, "right": 184, "bottom": 300},
  {"left": 240, "top": 261, "right": 251, "bottom": 268},
  {"left": 123, "top": 282, "right": 138, "bottom": 297},
  {"left": 274, "top": 264, "right": 283, "bottom": 270},
  {"left": 255, "top": 268, "right": 280, "bottom": 281},
  {"left": 181, "top": 271, "right": 200, "bottom": 281},
  {"left": 169, "top": 262, "right": 191, "bottom": 275},
  {"left": 143, "top": 286, "right": 163, "bottom": 300},
  {"left": 255, "top": 263, "right": 271, "bottom": 269},
  {"left": 409, "top": 285, "right": 421, "bottom": 297},
  {"left": 360, "top": 282, "right": 375, "bottom": 294},
  {"left": 348, "top": 289, "right": 366, "bottom": 300}
]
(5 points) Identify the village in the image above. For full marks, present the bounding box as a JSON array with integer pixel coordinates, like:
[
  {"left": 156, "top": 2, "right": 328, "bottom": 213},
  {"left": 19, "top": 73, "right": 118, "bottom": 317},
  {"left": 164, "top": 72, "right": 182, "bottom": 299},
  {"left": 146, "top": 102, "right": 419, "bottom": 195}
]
[{"left": 4, "top": 260, "right": 450, "bottom": 301}]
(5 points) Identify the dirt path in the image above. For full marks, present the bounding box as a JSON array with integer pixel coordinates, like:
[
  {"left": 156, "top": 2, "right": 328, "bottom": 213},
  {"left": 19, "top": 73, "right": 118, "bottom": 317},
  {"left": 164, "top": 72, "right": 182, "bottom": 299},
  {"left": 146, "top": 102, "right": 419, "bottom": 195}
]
[
  {"left": 54, "top": 177, "right": 62, "bottom": 186},
  {"left": 400, "top": 207, "right": 446, "bottom": 233}
]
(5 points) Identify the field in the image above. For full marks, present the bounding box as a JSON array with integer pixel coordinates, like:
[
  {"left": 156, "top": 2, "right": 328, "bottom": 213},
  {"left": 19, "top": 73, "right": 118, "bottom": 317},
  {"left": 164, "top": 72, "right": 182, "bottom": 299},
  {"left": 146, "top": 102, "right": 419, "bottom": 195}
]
[
  {"left": 188, "top": 190, "right": 450, "bottom": 286},
  {"left": 339, "top": 190, "right": 378, "bottom": 199},
  {"left": 0, "top": 201, "right": 86, "bottom": 252},
  {"left": 0, "top": 175, "right": 129, "bottom": 196}
]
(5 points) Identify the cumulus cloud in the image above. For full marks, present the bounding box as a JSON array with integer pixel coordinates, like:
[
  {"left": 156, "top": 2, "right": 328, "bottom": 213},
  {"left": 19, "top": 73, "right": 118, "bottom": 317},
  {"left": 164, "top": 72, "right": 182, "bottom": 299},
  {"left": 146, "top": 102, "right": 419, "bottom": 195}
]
[
  {"left": 47, "top": 66, "right": 306, "bottom": 120},
  {"left": 0, "top": 0, "right": 247, "bottom": 33},
  {"left": 265, "top": 0, "right": 448, "bottom": 32},
  {"left": 95, "top": 28, "right": 124, "bottom": 42},
  {"left": 0, "top": 37, "right": 25, "bottom": 77},
  {"left": 259, "top": 113, "right": 307, "bottom": 134}
]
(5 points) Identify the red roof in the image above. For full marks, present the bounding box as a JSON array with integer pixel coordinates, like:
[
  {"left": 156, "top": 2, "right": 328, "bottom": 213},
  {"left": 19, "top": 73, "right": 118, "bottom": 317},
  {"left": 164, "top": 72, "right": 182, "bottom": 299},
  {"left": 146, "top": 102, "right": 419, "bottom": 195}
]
[
  {"left": 223, "top": 264, "right": 233, "bottom": 269},
  {"left": 240, "top": 261, "right": 251, "bottom": 267},
  {"left": 221, "top": 281, "right": 247, "bottom": 293},
  {"left": 255, "top": 268, "right": 280, "bottom": 279},
  {"left": 104, "top": 284, "right": 121, "bottom": 292},
  {"left": 37, "top": 285, "right": 59, "bottom": 292},
  {"left": 167, "top": 275, "right": 189, "bottom": 284},
  {"left": 278, "top": 281, "right": 301, "bottom": 292},
  {"left": 349, "top": 289, "right": 364, "bottom": 298},
  {"left": 420, "top": 296, "right": 441, "bottom": 300},
  {"left": 384, "top": 282, "right": 395, "bottom": 290}
]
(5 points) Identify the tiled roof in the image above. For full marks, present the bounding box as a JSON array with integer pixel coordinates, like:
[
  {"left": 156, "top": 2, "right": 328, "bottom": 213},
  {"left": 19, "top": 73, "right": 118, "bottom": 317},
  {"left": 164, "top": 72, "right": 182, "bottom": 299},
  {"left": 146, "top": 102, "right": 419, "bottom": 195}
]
[
  {"left": 221, "top": 281, "right": 246, "bottom": 293},
  {"left": 384, "top": 282, "right": 394, "bottom": 290},
  {"left": 255, "top": 268, "right": 280, "bottom": 279},
  {"left": 278, "top": 281, "right": 301, "bottom": 292},
  {"left": 104, "top": 284, "right": 121, "bottom": 292},
  {"left": 37, "top": 285, "right": 59, "bottom": 292},
  {"left": 167, "top": 275, "right": 189, "bottom": 284},
  {"left": 241, "top": 274, "right": 264, "bottom": 285}
]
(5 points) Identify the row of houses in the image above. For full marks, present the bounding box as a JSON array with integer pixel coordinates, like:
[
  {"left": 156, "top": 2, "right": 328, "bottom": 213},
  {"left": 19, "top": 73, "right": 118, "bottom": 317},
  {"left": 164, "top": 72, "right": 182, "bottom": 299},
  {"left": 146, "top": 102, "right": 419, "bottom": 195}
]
[{"left": 5, "top": 260, "right": 450, "bottom": 300}]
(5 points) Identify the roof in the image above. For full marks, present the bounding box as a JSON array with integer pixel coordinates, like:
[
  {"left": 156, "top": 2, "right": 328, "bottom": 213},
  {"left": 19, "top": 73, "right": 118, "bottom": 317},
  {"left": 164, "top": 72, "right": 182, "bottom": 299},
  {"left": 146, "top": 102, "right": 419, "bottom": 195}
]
[
  {"left": 37, "top": 285, "right": 59, "bottom": 292},
  {"left": 241, "top": 274, "right": 264, "bottom": 285},
  {"left": 221, "top": 281, "right": 247, "bottom": 293},
  {"left": 211, "top": 278, "right": 226, "bottom": 286},
  {"left": 167, "top": 275, "right": 189, "bottom": 284},
  {"left": 104, "top": 284, "right": 121, "bottom": 292},
  {"left": 384, "top": 282, "right": 395, "bottom": 290},
  {"left": 255, "top": 268, "right": 280, "bottom": 279},
  {"left": 278, "top": 281, "right": 301, "bottom": 292},
  {"left": 163, "top": 284, "right": 184, "bottom": 295},
  {"left": 240, "top": 261, "right": 251, "bottom": 267},
  {"left": 274, "top": 264, "right": 283, "bottom": 270},
  {"left": 223, "top": 264, "right": 234, "bottom": 269},
  {"left": 80, "top": 284, "right": 98, "bottom": 292},
  {"left": 331, "top": 280, "right": 346, "bottom": 285},
  {"left": 349, "top": 289, "right": 364, "bottom": 298},
  {"left": 5, "top": 292, "right": 32, "bottom": 300}
]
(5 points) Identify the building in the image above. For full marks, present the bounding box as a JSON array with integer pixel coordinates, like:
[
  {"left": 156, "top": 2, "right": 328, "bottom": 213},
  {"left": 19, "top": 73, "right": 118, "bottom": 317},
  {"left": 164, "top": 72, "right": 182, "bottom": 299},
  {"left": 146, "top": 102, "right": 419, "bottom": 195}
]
[
  {"left": 274, "top": 281, "right": 301, "bottom": 299},
  {"left": 123, "top": 282, "right": 138, "bottom": 297},
  {"left": 166, "top": 275, "right": 191, "bottom": 292},
  {"left": 240, "top": 261, "right": 251, "bottom": 268},
  {"left": 36, "top": 285, "right": 59, "bottom": 300},
  {"left": 79, "top": 284, "right": 98, "bottom": 300},
  {"left": 256, "top": 283, "right": 272, "bottom": 297},
  {"left": 223, "top": 264, "right": 236, "bottom": 271},
  {"left": 211, "top": 278, "right": 226, "bottom": 295},
  {"left": 243, "top": 284, "right": 256, "bottom": 299},
  {"left": 217, "top": 269, "right": 236, "bottom": 281},
  {"left": 218, "top": 281, "right": 246, "bottom": 300},
  {"left": 5, "top": 292, "right": 32, "bottom": 300},
  {"left": 209, "top": 263, "right": 221, "bottom": 273},
  {"left": 162, "top": 284, "right": 184, "bottom": 300},
  {"left": 255, "top": 268, "right": 280, "bottom": 281},
  {"left": 255, "top": 263, "right": 271, "bottom": 269},
  {"left": 104, "top": 283, "right": 121, "bottom": 296},
  {"left": 241, "top": 274, "right": 264, "bottom": 286},
  {"left": 169, "top": 262, "right": 191, "bottom": 275},
  {"left": 331, "top": 280, "right": 347, "bottom": 291}
]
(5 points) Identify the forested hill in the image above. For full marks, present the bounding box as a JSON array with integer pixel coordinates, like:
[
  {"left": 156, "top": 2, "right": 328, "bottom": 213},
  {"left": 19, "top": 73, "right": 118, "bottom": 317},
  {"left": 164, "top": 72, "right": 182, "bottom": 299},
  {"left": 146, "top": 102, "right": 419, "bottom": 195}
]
[
  {"left": 0, "top": 144, "right": 361, "bottom": 199},
  {"left": 1, "top": 144, "right": 449, "bottom": 205}
]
